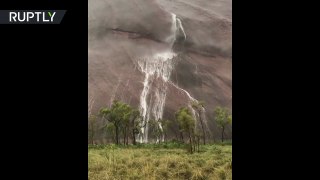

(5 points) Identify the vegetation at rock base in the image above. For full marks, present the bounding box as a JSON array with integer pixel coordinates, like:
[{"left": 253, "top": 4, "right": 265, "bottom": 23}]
[
  {"left": 192, "top": 101, "right": 207, "bottom": 145},
  {"left": 214, "top": 107, "right": 232, "bottom": 142},
  {"left": 175, "top": 107, "right": 198, "bottom": 153},
  {"left": 99, "top": 101, "right": 143, "bottom": 145},
  {"left": 89, "top": 100, "right": 232, "bottom": 179}
]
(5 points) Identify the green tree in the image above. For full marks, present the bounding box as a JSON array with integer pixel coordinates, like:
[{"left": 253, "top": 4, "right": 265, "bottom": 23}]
[
  {"left": 192, "top": 101, "right": 206, "bottom": 145},
  {"left": 148, "top": 119, "right": 169, "bottom": 143},
  {"left": 214, "top": 106, "right": 232, "bottom": 142},
  {"left": 100, "top": 100, "right": 132, "bottom": 145},
  {"left": 159, "top": 119, "right": 170, "bottom": 142},
  {"left": 106, "top": 123, "right": 116, "bottom": 143},
  {"left": 129, "top": 108, "right": 141, "bottom": 145},
  {"left": 176, "top": 107, "right": 196, "bottom": 153},
  {"left": 194, "top": 130, "right": 201, "bottom": 152},
  {"left": 88, "top": 114, "right": 97, "bottom": 145},
  {"left": 149, "top": 119, "right": 162, "bottom": 143},
  {"left": 121, "top": 111, "right": 130, "bottom": 145}
]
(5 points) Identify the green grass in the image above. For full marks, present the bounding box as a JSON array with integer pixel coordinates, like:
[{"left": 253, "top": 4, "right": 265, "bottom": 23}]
[{"left": 89, "top": 142, "right": 232, "bottom": 180}]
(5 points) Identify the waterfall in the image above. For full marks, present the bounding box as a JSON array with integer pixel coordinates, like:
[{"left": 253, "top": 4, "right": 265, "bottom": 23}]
[
  {"left": 169, "top": 81, "right": 210, "bottom": 136},
  {"left": 137, "top": 52, "right": 175, "bottom": 143},
  {"left": 165, "top": 13, "right": 177, "bottom": 46},
  {"left": 137, "top": 12, "right": 204, "bottom": 143},
  {"left": 176, "top": 18, "right": 186, "bottom": 41}
]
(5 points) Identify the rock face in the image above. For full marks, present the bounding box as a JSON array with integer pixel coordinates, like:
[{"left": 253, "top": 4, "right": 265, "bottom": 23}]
[{"left": 88, "top": 0, "right": 232, "bottom": 142}]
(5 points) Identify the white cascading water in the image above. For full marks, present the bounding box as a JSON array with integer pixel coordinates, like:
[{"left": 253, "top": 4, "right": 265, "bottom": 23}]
[
  {"left": 169, "top": 82, "right": 210, "bottom": 134},
  {"left": 176, "top": 18, "right": 186, "bottom": 41},
  {"left": 137, "top": 12, "right": 205, "bottom": 143},
  {"left": 137, "top": 52, "right": 175, "bottom": 143}
]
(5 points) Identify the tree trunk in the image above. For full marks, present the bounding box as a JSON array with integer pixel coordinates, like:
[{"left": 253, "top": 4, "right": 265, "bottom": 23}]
[
  {"left": 91, "top": 132, "right": 94, "bottom": 145},
  {"left": 174, "top": 131, "right": 178, "bottom": 141},
  {"left": 132, "top": 129, "right": 136, "bottom": 145},
  {"left": 197, "top": 136, "right": 200, "bottom": 152},
  {"left": 90, "top": 122, "right": 94, "bottom": 145},
  {"left": 126, "top": 128, "right": 129, "bottom": 145},
  {"left": 222, "top": 126, "right": 224, "bottom": 142},
  {"left": 115, "top": 125, "right": 119, "bottom": 145},
  {"left": 193, "top": 136, "right": 196, "bottom": 152},
  {"left": 198, "top": 110, "right": 206, "bottom": 145},
  {"left": 180, "top": 132, "right": 184, "bottom": 142},
  {"left": 189, "top": 133, "right": 193, "bottom": 153},
  {"left": 123, "top": 130, "right": 126, "bottom": 145}
]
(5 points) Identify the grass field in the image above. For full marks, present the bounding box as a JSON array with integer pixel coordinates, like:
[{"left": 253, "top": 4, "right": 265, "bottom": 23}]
[{"left": 89, "top": 142, "right": 232, "bottom": 180}]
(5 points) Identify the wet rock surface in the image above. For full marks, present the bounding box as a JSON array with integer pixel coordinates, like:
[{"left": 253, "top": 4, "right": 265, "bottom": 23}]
[{"left": 88, "top": 0, "right": 232, "bottom": 141}]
